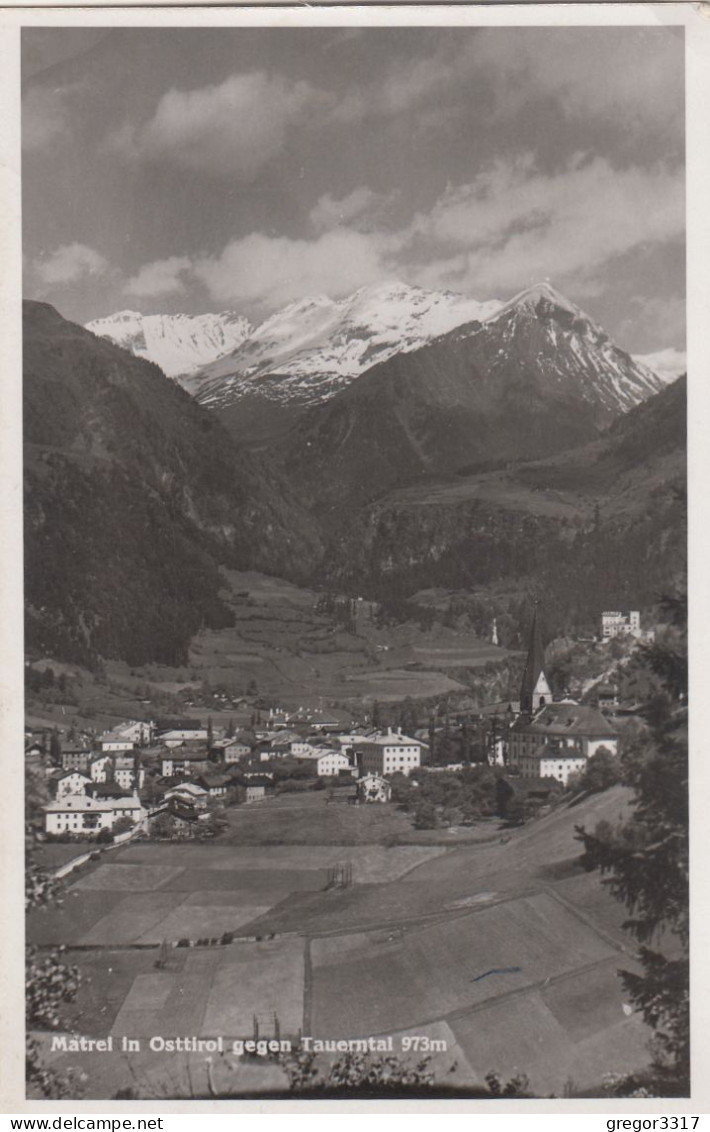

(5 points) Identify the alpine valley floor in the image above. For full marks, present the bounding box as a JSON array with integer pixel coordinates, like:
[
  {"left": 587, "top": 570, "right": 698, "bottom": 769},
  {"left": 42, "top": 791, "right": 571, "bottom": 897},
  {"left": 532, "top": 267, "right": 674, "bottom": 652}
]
[{"left": 29, "top": 785, "right": 655, "bottom": 1099}]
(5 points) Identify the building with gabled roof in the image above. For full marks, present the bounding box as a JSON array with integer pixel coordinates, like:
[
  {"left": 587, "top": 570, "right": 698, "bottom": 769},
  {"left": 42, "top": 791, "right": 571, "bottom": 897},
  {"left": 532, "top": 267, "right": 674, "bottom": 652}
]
[
  {"left": 508, "top": 701, "right": 618, "bottom": 781},
  {"left": 50, "top": 769, "right": 91, "bottom": 798},
  {"left": 44, "top": 793, "right": 114, "bottom": 834},
  {"left": 355, "top": 728, "right": 425, "bottom": 777}
]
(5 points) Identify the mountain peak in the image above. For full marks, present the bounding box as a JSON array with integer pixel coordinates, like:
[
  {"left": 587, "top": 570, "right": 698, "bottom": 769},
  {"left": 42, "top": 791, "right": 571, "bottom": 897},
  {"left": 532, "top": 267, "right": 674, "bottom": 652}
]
[{"left": 500, "top": 281, "right": 583, "bottom": 317}]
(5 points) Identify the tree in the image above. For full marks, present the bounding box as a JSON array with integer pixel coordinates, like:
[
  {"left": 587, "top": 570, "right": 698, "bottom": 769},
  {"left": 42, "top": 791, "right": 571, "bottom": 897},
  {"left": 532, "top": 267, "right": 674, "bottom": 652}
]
[
  {"left": 112, "top": 815, "right": 135, "bottom": 836},
  {"left": 226, "top": 717, "right": 235, "bottom": 739},
  {"left": 150, "top": 811, "right": 176, "bottom": 839},
  {"left": 207, "top": 716, "right": 214, "bottom": 747},
  {"left": 575, "top": 591, "right": 688, "bottom": 1096},
  {"left": 579, "top": 747, "right": 621, "bottom": 794},
  {"left": 49, "top": 728, "right": 61, "bottom": 765}
]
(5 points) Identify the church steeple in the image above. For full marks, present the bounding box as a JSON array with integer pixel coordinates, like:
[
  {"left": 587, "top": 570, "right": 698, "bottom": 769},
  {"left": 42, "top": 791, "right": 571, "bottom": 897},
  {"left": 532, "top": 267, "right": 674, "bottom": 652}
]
[{"left": 520, "top": 602, "right": 551, "bottom": 716}]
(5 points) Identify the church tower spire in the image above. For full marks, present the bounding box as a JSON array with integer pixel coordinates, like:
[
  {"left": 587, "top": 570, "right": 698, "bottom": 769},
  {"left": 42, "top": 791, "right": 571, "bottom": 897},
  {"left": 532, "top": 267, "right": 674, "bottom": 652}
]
[{"left": 519, "top": 602, "right": 551, "bottom": 716}]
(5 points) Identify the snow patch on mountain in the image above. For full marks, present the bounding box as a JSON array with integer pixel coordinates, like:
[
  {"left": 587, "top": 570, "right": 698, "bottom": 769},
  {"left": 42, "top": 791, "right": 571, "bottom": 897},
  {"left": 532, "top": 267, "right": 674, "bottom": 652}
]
[
  {"left": 190, "top": 282, "right": 502, "bottom": 409},
  {"left": 85, "top": 310, "right": 252, "bottom": 380}
]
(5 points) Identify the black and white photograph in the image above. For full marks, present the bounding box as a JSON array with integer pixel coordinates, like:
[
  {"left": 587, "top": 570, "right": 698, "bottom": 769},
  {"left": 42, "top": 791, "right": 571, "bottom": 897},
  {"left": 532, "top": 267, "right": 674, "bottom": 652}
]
[{"left": 11, "top": 4, "right": 701, "bottom": 1107}]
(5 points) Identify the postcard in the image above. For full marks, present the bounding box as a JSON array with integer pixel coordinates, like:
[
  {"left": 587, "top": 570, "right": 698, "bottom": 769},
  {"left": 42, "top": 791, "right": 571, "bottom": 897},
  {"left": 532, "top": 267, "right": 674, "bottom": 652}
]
[{"left": 2, "top": 2, "right": 708, "bottom": 1117}]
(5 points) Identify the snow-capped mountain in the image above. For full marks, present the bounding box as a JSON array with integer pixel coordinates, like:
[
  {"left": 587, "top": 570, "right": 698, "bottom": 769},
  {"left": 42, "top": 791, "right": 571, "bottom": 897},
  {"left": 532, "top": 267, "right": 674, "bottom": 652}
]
[
  {"left": 188, "top": 281, "right": 503, "bottom": 409},
  {"left": 85, "top": 310, "right": 252, "bottom": 380},
  {"left": 633, "top": 347, "right": 686, "bottom": 384},
  {"left": 471, "top": 281, "right": 665, "bottom": 415},
  {"left": 282, "top": 281, "right": 669, "bottom": 510}
]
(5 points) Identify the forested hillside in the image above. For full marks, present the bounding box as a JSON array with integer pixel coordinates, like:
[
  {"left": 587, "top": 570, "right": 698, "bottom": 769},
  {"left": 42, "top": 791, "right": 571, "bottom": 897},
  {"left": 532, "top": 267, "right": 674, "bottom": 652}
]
[{"left": 23, "top": 301, "right": 321, "bottom": 667}]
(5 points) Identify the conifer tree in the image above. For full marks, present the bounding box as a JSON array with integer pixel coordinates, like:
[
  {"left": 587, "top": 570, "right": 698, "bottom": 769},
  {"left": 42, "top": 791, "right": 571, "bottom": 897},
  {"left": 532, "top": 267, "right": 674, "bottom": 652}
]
[{"left": 576, "top": 592, "right": 688, "bottom": 1096}]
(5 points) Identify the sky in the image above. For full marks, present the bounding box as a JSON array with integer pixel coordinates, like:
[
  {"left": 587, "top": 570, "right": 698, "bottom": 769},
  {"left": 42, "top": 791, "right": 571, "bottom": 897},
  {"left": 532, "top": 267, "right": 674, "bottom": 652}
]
[{"left": 21, "top": 24, "right": 685, "bottom": 353}]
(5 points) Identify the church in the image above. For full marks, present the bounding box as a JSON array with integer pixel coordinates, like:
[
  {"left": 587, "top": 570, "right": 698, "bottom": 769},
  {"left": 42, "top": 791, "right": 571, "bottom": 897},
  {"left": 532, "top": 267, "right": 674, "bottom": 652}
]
[{"left": 506, "top": 605, "right": 618, "bottom": 785}]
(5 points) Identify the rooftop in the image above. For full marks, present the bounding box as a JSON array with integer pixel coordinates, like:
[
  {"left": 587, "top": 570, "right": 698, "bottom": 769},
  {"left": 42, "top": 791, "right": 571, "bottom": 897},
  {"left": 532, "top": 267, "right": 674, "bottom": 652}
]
[
  {"left": 513, "top": 702, "right": 617, "bottom": 737},
  {"left": 44, "top": 794, "right": 112, "bottom": 813}
]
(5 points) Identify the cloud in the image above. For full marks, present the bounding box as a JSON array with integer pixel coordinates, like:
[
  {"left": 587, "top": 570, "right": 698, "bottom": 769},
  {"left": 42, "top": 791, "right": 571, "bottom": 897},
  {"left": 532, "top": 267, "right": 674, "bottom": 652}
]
[
  {"left": 329, "top": 28, "right": 683, "bottom": 143},
  {"left": 467, "top": 28, "right": 684, "bottom": 139},
  {"left": 124, "top": 256, "right": 192, "bottom": 298},
  {"left": 23, "top": 87, "right": 71, "bottom": 151},
  {"left": 186, "top": 153, "right": 682, "bottom": 317},
  {"left": 309, "top": 187, "right": 398, "bottom": 233},
  {"left": 33, "top": 243, "right": 109, "bottom": 285},
  {"left": 111, "top": 71, "right": 327, "bottom": 180},
  {"left": 403, "top": 156, "right": 684, "bottom": 297},
  {"left": 194, "top": 228, "right": 392, "bottom": 310}
]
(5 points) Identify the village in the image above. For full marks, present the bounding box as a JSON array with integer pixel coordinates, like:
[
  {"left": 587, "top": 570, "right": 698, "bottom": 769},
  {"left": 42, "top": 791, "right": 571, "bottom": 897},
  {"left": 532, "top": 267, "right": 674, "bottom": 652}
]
[{"left": 26, "top": 608, "right": 646, "bottom": 848}]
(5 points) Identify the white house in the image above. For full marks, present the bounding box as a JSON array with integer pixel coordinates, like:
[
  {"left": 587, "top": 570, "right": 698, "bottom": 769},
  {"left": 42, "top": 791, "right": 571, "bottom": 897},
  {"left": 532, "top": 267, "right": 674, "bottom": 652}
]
[
  {"left": 518, "top": 746, "right": 588, "bottom": 786},
  {"left": 109, "top": 795, "right": 146, "bottom": 826},
  {"left": 221, "top": 741, "right": 253, "bottom": 765},
  {"left": 99, "top": 735, "right": 136, "bottom": 753},
  {"left": 51, "top": 770, "right": 91, "bottom": 798},
  {"left": 113, "top": 756, "right": 145, "bottom": 791},
  {"left": 113, "top": 720, "right": 153, "bottom": 745},
  {"left": 357, "top": 773, "right": 392, "bottom": 803},
  {"left": 161, "top": 750, "right": 211, "bottom": 777},
  {"left": 89, "top": 754, "right": 113, "bottom": 783},
  {"left": 294, "top": 749, "right": 352, "bottom": 777},
  {"left": 160, "top": 728, "right": 208, "bottom": 748},
  {"left": 508, "top": 703, "right": 618, "bottom": 780},
  {"left": 601, "top": 611, "right": 642, "bottom": 640},
  {"left": 356, "top": 729, "right": 424, "bottom": 777},
  {"left": 44, "top": 794, "right": 114, "bottom": 834}
]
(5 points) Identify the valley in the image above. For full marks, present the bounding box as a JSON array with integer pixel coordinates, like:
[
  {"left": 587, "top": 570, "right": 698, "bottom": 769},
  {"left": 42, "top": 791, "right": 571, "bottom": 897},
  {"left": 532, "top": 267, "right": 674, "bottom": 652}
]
[{"left": 24, "top": 283, "right": 687, "bottom": 1103}]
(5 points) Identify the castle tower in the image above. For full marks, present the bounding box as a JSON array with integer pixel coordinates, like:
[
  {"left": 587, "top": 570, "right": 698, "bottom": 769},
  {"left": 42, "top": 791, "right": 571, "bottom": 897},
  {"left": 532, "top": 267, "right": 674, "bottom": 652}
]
[{"left": 519, "top": 602, "right": 551, "bottom": 716}]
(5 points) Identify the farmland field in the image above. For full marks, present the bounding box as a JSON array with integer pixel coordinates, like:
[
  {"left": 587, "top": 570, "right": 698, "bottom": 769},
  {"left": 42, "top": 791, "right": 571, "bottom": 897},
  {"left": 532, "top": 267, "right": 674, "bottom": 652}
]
[{"left": 33, "top": 786, "right": 654, "bottom": 1099}]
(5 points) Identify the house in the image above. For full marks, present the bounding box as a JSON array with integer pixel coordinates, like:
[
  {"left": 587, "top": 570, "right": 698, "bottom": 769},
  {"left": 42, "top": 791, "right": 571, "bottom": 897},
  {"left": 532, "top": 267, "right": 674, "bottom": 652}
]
[
  {"left": 245, "top": 779, "right": 271, "bottom": 803},
  {"left": 109, "top": 795, "right": 146, "bottom": 826},
  {"left": 517, "top": 744, "right": 588, "bottom": 786},
  {"left": 50, "top": 769, "right": 91, "bottom": 798},
  {"left": 161, "top": 750, "right": 211, "bottom": 777},
  {"left": 112, "top": 720, "right": 153, "bottom": 745},
  {"left": 195, "top": 773, "right": 231, "bottom": 798},
  {"left": 44, "top": 793, "right": 114, "bottom": 835},
  {"left": 356, "top": 773, "right": 392, "bottom": 803},
  {"left": 508, "top": 702, "right": 618, "bottom": 780},
  {"left": 294, "top": 749, "right": 353, "bottom": 777},
  {"left": 159, "top": 728, "right": 208, "bottom": 748},
  {"left": 601, "top": 611, "right": 641, "bottom": 640},
  {"left": 89, "top": 754, "right": 113, "bottom": 783},
  {"left": 164, "top": 782, "right": 209, "bottom": 810},
  {"left": 219, "top": 740, "right": 253, "bottom": 765},
  {"left": 113, "top": 755, "right": 146, "bottom": 791},
  {"left": 287, "top": 710, "right": 344, "bottom": 733},
  {"left": 60, "top": 748, "right": 94, "bottom": 773},
  {"left": 356, "top": 729, "right": 424, "bottom": 777},
  {"left": 99, "top": 733, "right": 136, "bottom": 753},
  {"left": 591, "top": 683, "right": 619, "bottom": 712}
]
